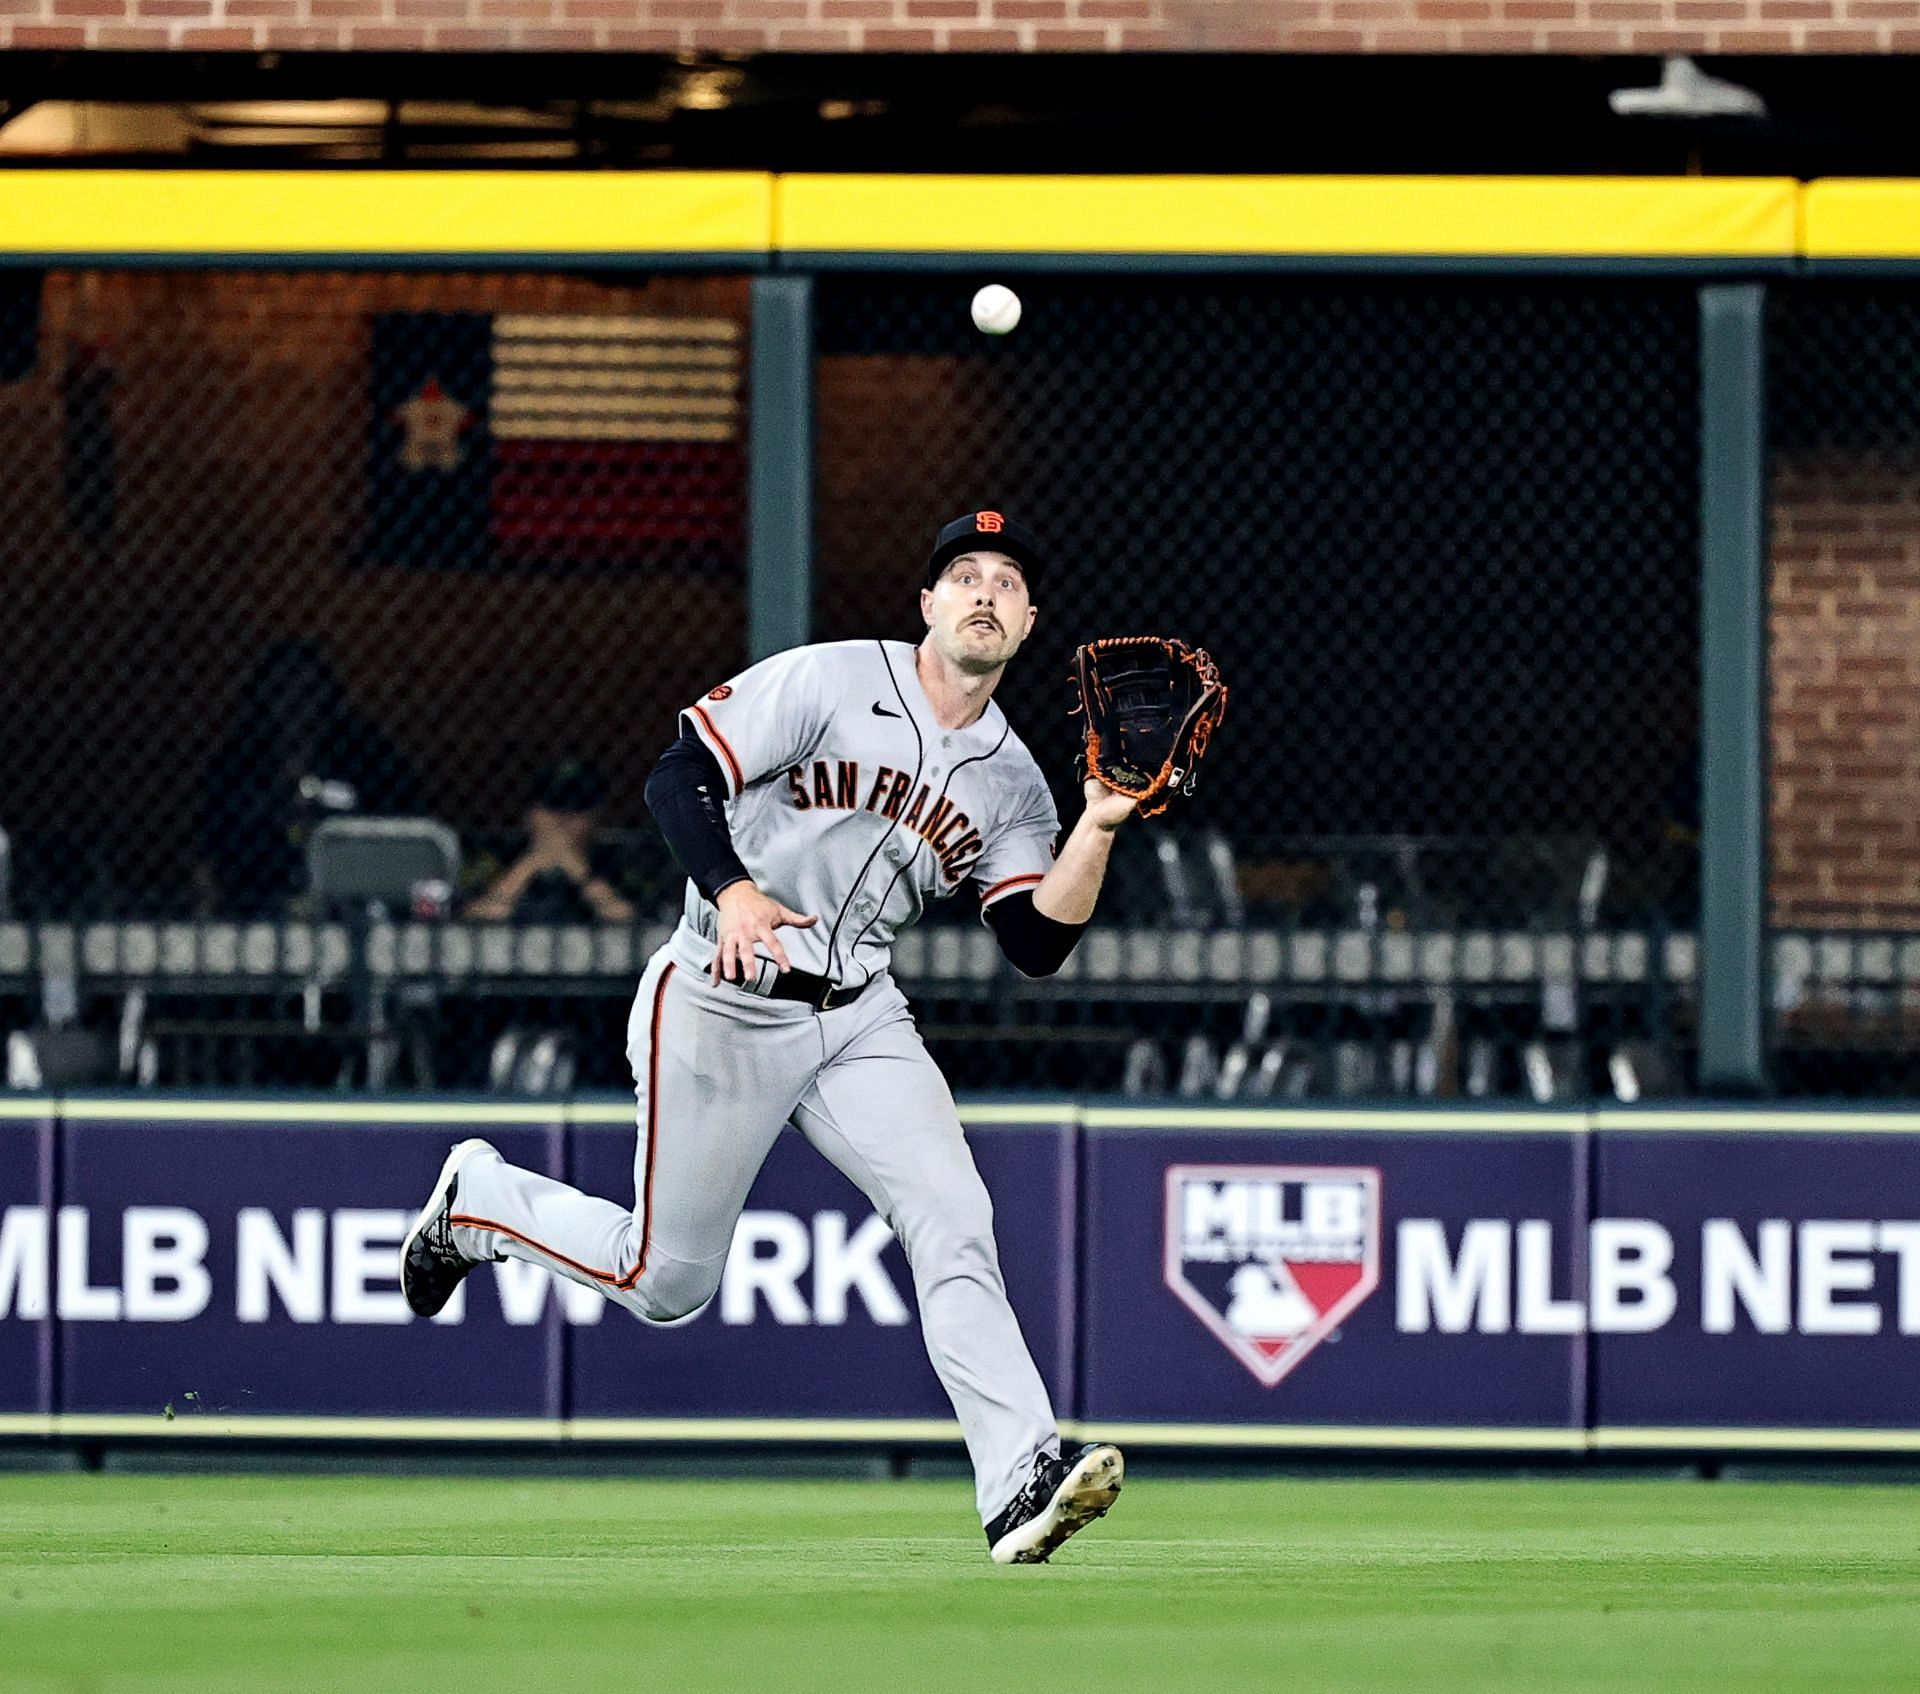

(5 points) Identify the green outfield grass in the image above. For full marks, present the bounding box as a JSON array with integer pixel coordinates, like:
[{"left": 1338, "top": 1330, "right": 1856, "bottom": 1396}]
[{"left": 5, "top": 1471, "right": 1919, "bottom": 1693}]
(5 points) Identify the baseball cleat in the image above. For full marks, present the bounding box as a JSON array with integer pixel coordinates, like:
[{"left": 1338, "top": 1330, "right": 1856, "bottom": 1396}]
[
  {"left": 399, "top": 1138, "right": 496, "bottom": 1318},
  {"left": 986, "top": 1442, "right": 1124, "bottom": 1565}
]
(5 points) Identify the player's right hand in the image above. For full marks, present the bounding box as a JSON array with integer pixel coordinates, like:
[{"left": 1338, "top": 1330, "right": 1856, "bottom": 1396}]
[{"left": 711, "top": 881, "right": 818, "bottom": 984}]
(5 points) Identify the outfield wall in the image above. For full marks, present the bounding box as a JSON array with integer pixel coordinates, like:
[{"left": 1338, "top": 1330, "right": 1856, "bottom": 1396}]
[{"left": 3, "top": 1097, "right": 1919, "bottom": 1455}]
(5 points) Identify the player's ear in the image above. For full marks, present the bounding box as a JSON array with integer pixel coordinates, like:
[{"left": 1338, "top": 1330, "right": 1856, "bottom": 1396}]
[
  {"left": 1023, "top": 603, "right": 1037, "bottom": 636},
  {"left": 920, "top": 587, "right": 934, "bottom": 628}
]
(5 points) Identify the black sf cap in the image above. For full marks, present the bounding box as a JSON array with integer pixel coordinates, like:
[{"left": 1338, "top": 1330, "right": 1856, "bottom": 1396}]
[{"left": 926, "top": 510, "right": 1043, "bottom": 592}]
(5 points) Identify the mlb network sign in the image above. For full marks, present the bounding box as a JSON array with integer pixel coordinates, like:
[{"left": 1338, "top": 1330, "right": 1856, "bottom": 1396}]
[
  {"left": 0, "top": 1206, "right": 909, "bottom": 1329},
  {"left": 1167, "top": 1162, "right": 1920, "bottom": 1388}
]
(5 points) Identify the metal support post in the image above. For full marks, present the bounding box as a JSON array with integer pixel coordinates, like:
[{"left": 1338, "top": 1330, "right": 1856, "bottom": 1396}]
[
  {"left": 1697, "top": 282, "right": 1768, "bottom": 1093},
  {"left": 748, "top": 274, "right": 815, "bottom": 662}
]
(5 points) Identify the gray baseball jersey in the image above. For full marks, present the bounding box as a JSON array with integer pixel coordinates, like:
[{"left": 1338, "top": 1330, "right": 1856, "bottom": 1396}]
[{"left": 676, "top": 638, "right": 1060, "bottom": 985}]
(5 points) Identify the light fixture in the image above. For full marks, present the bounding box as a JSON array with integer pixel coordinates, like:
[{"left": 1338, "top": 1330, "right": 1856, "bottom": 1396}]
[{"left": 1609, "top": 56, "right": 1767, "bottom": 121}]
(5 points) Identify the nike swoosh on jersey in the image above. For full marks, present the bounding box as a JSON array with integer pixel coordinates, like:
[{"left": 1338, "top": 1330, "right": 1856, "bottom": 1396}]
[{"left": 872, "top": 702, "right": 902, "bottom": 718}]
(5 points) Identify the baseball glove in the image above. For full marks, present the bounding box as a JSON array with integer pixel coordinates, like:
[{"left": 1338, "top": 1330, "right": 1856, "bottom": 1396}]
[{"left": 1069, "top": 637, "right": 1228, "bottom": 818}]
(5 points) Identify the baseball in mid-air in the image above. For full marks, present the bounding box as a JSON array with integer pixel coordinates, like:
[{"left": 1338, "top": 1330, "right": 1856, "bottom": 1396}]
[{"left": 971, "top": 284, "right": 1023, "bottom": 336}]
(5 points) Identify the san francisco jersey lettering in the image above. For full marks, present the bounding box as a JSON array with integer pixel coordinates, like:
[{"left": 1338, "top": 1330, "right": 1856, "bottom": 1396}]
[{"left": 678, "top": 640, "right": 1058, "bottom": 985}]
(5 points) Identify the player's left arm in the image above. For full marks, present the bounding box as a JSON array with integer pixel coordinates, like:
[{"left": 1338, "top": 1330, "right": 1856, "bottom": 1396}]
[
  {"left": 1030, "top": 779, "right": 1135, "bottom": 925},
  {"left": 979, "top": 779, "right": 1133, "bottom": 978}
]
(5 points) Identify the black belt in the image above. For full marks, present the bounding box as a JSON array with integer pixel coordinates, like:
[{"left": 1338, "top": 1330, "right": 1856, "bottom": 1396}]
[{"left": 766, "top": 968, "right": 871, "bottom": 1012}]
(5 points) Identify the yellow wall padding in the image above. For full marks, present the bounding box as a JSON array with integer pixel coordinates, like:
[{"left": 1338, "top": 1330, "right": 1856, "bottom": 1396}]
[
  {"left": 4, "top": 170, "right": 1886, "bottom": 262},
  {"left": 0, "top": 170, "right": 776, "bottom": 256},
  {"left": 774, "top": 174, "right": 1800, "bottom": 259},
  {"left": 1801, "top": 179, "right": 1920, "bottom": 260}
]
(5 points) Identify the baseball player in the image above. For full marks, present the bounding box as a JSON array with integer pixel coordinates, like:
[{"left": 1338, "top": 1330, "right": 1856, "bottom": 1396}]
[{"left": 402, "top": 512, "right": 1130, "bottom": 1564}]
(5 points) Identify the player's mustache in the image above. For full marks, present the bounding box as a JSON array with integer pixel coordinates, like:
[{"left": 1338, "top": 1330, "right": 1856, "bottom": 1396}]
[{"left": 965, "top": 612, "right": 1000, "bottom": 631}]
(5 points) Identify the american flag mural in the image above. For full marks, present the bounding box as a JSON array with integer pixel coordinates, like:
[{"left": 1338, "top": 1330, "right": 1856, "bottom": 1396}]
[{"left": 367, "top": 310, "right": 745, "bottom": 571}]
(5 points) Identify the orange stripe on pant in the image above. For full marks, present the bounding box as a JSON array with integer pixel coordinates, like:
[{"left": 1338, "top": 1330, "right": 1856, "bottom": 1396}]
[
  {"left": 449, "top": 960, "right": 676, "bottom": 1292},
  {"left": 634, "top": 960, "right": 673, "bottom": 1280}
]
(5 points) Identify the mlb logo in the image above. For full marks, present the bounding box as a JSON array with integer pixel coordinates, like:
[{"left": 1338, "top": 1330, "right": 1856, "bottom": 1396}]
[{"left": 1164, "top": 1164, "right": 1382, "bottom": 1387}]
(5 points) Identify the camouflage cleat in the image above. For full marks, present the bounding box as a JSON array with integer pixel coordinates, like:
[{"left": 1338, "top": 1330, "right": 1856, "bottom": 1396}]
[
  {"left": 986, "top": 1443, "right": 1124, "bottom": 1565},
  {"left": 399, "top": 1138, "right": 496, "bottom": 1318}
]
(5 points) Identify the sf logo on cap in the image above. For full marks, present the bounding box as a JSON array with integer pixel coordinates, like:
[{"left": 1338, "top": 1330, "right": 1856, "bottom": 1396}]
[{"left": 975, "top": 511, "right": 1004, "bottom": 533}]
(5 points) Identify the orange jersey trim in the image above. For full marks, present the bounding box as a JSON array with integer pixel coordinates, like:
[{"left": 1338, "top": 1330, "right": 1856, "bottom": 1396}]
[
  {"left": 449, "top": 961, "right": 676, "bottom": 1293},
  {"left": 979, "top": 872, "right": 1046, "bottom": 906},
  {"left": 686, "top": 703, "right": 745, "bottom": 795}
]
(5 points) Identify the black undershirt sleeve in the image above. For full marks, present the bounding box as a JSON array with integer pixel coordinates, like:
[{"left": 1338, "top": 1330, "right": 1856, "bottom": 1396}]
[
  {"left": 643, "top": 727, "right": 752, "bottom": 905},
  {"left": 984, "top": 889, "right": 1086, "bottom": 979}
]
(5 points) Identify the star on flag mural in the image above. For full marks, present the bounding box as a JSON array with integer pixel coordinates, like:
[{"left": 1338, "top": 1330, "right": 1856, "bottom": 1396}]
[{"left": 367, "top": 311, "right": 745, "bottom": 571}]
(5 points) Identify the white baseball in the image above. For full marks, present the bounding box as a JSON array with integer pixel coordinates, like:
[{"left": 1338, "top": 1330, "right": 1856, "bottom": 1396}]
[{"left": 971, "top": 284, "right": 1022, "bottom": 336}]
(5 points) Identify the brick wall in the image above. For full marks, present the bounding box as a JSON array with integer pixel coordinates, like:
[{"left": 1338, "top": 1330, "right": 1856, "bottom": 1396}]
[
  {"left": 1771, "top": 452, "right": 1920, "bottom": 931},
  {"left": 3, "top": 0, "right": 1912, "bottom": 55}
]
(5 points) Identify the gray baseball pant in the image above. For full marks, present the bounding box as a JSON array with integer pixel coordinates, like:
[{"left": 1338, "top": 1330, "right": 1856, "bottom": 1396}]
[{"left": 447, "top": 944, "right": 1060, "bottom": 1523}]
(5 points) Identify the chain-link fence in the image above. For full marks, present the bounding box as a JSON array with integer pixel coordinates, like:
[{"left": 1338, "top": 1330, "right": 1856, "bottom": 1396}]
[
  {"left": 0, "top": 267, "right": 750, "bottom": 1090},
  {"left": 0, "top": 268, "right": 750, "bottom": 925},
  {"left": 21, "top": 261, "right": 1909, "bottom": 1102},
  {"left": 1768, "top": 284, "right": 1920, "bottom": 1095},
  {"left": 817, "top": 274, "right": 1701, "bottom": 1096}
]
